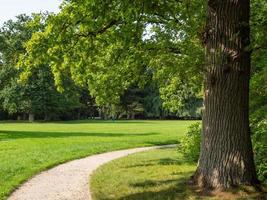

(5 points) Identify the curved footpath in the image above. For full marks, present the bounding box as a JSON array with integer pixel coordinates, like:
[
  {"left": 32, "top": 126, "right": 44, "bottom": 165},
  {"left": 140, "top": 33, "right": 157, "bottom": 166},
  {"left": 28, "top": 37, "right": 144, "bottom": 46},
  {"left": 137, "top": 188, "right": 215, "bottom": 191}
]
[{"left": 8, "top": 144, "right": 175, "bottom": 200}]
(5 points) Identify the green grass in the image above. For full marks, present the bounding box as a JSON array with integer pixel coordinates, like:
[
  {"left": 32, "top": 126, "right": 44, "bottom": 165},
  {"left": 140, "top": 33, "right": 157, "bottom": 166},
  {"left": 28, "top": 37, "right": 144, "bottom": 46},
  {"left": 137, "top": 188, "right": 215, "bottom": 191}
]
[
  {"left": 91, "top": 148, "right": 196, "bottom": 200},
  {"left": 91, "top": 148, "right": 266, "bottom": 200},
  {"left": 0, "top": 120, "right": 196, "bottom": 200}
]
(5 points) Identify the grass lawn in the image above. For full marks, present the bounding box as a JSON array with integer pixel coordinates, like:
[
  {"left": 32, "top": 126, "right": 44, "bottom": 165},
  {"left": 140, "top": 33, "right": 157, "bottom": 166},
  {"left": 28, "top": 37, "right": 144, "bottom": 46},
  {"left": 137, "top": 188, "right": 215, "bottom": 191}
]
[
  {"left": 0, "top": 120, "right": 196, "bottom": 200},
  {"left": 91, "top": 148, "right": 266, "bottom": 200}
]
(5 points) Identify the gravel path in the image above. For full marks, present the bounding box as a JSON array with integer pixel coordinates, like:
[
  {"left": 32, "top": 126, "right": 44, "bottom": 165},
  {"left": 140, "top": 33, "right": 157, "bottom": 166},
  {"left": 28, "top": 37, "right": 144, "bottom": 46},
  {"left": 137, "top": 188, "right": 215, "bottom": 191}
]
[{"left": 8, "top": 145, "right": 175, "bottom": 200}]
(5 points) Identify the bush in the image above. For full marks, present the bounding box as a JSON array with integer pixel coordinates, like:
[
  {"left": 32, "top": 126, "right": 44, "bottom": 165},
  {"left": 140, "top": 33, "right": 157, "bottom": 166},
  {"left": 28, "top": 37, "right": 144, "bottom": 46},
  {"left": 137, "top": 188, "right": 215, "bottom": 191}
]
[
  {"left": 178, "top": 122, "right": 201, "bottom": 162},
  {"left": 252, "top": 120, "right": 267, "bottom": 182}
]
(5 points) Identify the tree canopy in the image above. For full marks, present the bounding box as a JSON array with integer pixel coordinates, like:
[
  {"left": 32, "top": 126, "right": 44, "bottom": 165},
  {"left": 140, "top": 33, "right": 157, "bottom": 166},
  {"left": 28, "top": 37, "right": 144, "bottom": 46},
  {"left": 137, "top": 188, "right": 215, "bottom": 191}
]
[
  {"left": 19, "top": 0, "right": 205, "bottom": 109},
  {"left": 0, "top": 14, "right": 82, "bottom": 120}
]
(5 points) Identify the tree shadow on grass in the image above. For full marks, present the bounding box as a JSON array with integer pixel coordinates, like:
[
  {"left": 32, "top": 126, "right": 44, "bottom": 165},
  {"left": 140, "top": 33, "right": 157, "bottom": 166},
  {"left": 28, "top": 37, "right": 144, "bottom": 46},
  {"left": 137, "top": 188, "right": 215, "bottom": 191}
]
[
  {"left": 146, "top": 141, "right": 179, "bottom": 146},
  {"left": 104, "top": 174, "right": 196, "bottom": 200},
  {"left": 98, "top": 151, "right": 196, "bottom": 200},
  {"left": 0, "top": 120, "right": 156, "bottom": 124},
  {"left": 116, "top": 177, "right": 267, "bottom": 200},
  {"left": 0, "top": 130, "right": 160, "bottom": 140},
  {"left": 126, "top": 158, "right": 183, "bottom": 169},
  {"left": 130, "top": 179, "right": 179, "bottom": 188},
  {"left": 58, "top": 120, "right": 156, "bottom": 124}
]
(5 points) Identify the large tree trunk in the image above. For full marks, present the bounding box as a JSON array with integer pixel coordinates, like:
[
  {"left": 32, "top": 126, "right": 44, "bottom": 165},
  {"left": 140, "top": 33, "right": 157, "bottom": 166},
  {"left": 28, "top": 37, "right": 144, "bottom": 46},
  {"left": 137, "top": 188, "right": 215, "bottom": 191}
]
[{"left": 193, "top": 0, "right": 258, "bottom": 189}]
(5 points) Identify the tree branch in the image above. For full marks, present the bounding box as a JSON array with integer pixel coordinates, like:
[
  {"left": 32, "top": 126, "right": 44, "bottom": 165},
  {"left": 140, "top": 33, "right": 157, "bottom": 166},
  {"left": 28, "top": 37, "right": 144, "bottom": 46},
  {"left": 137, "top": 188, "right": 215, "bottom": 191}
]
[
  {"left": 145, "top": 45, "right": 181, "bottom": 55},
  {"left": 75, "top": 19, "right": 119, "bottom": 38}
]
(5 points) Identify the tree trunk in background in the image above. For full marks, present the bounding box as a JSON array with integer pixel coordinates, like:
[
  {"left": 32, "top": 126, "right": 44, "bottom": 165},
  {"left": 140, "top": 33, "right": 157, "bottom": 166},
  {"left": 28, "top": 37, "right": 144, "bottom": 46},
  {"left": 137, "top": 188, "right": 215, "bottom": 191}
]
[
  {"left": 23, "top": 113, "right": 27, "bottom": 120},
  {"left": 98, "top": 109, "right": 102, "bottom": 119},
  {"left": 44, "top": 113, "right": 51, "bottom": 121},
  {"left": 29, "top": 113, "right": 35, "bottom": 122},
  {"left": 193, "top": 0, "right": 258, "bottom": 189},
  {"left": 17, "top": 115, "right": 22, "bottom": 121}
]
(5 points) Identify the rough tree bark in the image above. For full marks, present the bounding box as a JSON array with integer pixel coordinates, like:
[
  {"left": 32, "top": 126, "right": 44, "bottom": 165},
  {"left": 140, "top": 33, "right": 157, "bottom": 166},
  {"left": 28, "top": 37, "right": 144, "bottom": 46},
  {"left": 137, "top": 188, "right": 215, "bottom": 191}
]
[{"left": 192, "top": 0, "right": 259, "bottom": 189}]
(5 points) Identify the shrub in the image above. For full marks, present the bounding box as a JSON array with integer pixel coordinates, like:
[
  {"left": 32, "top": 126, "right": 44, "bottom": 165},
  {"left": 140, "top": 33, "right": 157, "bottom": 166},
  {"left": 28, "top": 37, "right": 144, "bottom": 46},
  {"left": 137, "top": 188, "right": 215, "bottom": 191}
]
[
  {"left": 252, "top": 120, "right": 267, "bottom": 182},
  {"left": 178, "top": 122, "right": 201, "bottom": 162}
]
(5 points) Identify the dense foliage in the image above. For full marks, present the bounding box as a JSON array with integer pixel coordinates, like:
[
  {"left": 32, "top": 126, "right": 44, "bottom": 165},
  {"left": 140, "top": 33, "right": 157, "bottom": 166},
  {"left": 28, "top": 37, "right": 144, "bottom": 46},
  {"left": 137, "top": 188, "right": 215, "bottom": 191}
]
[
  {"left": 0, "top": 14, "right": 84, "bottom": 120},
  {"left": 0, "top": 9, "right": 204, "bottom": 121},
  {"left": 18, "top": 0, "right": 205, "bottom": 113},
  {"left": 250, "top": 0, "right": 267, "bottom": 182},
  {"left": 178, "top": 122, "right": 201, "bottom": 162},
  {"left": 0, "top": 15, "right": 190, "bottom": 121}
]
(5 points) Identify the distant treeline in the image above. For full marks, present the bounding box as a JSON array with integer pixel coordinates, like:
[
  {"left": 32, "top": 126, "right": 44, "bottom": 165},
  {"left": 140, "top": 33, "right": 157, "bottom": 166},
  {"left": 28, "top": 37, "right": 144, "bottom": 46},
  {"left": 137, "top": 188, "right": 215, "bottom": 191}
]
[{"left": 0, "top": 84, "right": 202, "bottom": 121}]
